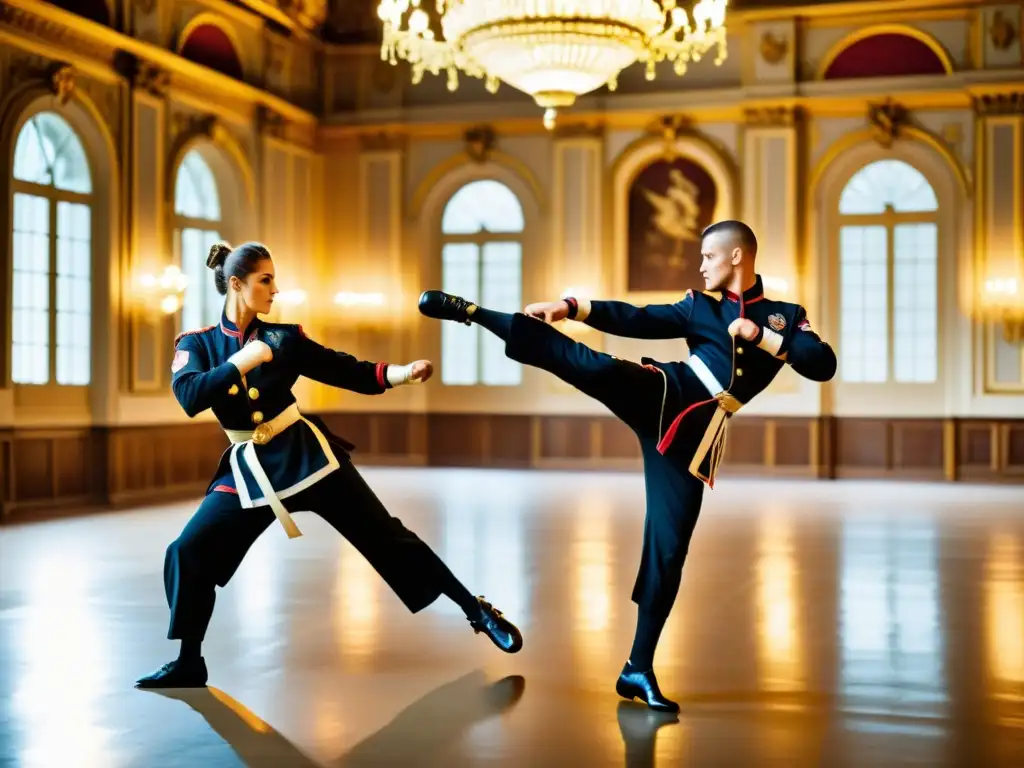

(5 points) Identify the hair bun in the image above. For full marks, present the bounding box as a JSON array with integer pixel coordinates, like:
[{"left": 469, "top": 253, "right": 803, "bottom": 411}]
[{"left": 206, "top": 242, "right": 232, "bottom": 270}]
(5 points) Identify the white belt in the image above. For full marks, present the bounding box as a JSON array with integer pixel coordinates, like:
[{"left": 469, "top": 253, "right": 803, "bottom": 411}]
[
  {"left": 685, "top": 355, "right": 743, "bottom": 487},
  {"left": 225, "top": 403, "right": 304, "bottom": 539}
]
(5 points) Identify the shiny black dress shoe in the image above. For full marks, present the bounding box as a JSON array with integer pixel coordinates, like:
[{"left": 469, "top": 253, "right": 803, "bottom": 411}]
[
  {"left": 418, "top": 290, "right": 473, "bottom": 325},
  {"left": 135, "top": 656, "right": 208, "bottom": 689},
  {"left": 615, "top": 662, "right": 679, "bottom": 713},
  {"left": 469, "top": 597, "right": 523, "bottom": 653}
]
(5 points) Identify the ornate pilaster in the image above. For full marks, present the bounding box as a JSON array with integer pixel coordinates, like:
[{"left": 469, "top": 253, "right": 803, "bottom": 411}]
[
  {"left": 973, "top": 91, "right": 1024, "bottom": 390},
  {"left": 742, "top": 106, "right": 803, "bottom": 393}
]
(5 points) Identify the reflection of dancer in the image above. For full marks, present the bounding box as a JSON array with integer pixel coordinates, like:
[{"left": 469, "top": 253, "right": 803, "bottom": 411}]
[
  {"left": 642, "top": 169, "right": 701, "bottom": 269},
  {"left": 144, "top": 672, "right": 526, "bottom": 767},
  {"left": 136, "top": 241, "right": 522, "bottom": 689},
  {"left": 418, "top": 221, "right": 836, "bottom": 712}
]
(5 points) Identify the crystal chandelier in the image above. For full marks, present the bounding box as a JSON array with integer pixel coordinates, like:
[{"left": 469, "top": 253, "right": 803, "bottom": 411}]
[{"left": 377, "top": 0, "right": 729, "bottom": 128}]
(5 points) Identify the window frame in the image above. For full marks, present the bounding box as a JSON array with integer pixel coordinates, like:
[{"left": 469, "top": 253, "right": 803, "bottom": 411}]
[
  {"left": 9, "top": 114, "right": 94, "bottom": 390},
  {"left": 173, "top": 148, "right": 225, "bottom": 333},
  {"left": 439, "top": 179, "right": 525, "bottom": 387},
  {"left": 837, "top": 204, "right": 940, "bottom": 384}
]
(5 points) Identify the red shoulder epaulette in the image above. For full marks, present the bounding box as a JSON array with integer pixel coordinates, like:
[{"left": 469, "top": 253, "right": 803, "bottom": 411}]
[{"left": 174, "top": 325, "right": 215, "bottom": 346}]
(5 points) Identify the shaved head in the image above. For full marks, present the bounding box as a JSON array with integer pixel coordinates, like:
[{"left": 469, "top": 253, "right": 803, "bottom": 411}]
[{"left": 701, "top": 220, "right": 758, "bottom": 257}]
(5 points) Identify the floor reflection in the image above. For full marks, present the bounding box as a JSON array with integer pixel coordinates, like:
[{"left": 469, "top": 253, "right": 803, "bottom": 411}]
[
  {"left": 1, "top": 470, "right": 1022, "bottom": 767},
  {"left": 984, "top": 531, "right": 1024, "bottom": 719},
  {"left": 839, "top": 515, "right": 947, "bottom": 723}
]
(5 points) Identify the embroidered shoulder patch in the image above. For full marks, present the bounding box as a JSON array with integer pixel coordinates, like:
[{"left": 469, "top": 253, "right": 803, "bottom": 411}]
[
  {"left": 767, "top": 313, "right": 787, "bottom": 331},
  {"left": 171, "top": 349, "right": 190, "bottom": 373},
  {"left": 173, "top": 324, "right": 214, "bottom": 346}
]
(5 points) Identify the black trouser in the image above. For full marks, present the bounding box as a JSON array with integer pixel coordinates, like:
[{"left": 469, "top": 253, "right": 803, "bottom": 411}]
[
  {"left": 504, "top": 313, "right": 705, "bottom": 615},
  {"left": 164, "top": 458, "right": 448, "bottom": 641}
]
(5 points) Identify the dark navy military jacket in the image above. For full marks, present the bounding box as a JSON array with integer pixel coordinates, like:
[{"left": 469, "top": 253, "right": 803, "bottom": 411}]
[
  {"left": 171, "top": 311, "right": 394, "bottom": 504},
  {"left": 578, "top": 274, "right": 836, "bottom": 477}
]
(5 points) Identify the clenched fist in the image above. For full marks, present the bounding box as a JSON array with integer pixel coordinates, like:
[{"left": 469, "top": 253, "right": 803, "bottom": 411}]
[
  {"left": 408, "top": 359, "right": 433, "bottom": 382},
  {"left": 523, "top": 300, "right": 570, "bottom": 324},
  {"left": 728, "top": 318, "right": 761, "bottom": 342},
  {"left": 229, "top": 340, "right": 273, "bottom": 374}
]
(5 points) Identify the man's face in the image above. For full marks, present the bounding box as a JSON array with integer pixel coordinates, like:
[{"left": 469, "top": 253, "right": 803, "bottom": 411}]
[{"left": 699, "top": 232, "right": 739, "bottom": 292}]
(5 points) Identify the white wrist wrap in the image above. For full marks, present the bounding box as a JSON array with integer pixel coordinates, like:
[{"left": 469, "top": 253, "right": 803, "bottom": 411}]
[
  {"left": 574, "top": 298, "right": 592, "bottom": 322},
  {"left": 757, "top": 327, "right": 784, "bottom": 356},
  {"left": 386, "top": 363, "right": 419, "bottom": 386}
]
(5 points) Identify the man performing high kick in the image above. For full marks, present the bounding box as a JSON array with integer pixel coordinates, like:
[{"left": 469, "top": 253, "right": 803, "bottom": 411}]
[{"left": 418, "top": 220, "right": 837, "bottom": 712}]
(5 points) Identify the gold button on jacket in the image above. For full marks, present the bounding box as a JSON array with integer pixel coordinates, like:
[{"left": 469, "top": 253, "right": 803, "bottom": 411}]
[
  {"left": 248, "top": 387, "right": 259, "bottom": 400},
  {"left": 228, "top": 384, "right": 239, "bottom": 395},
  {"left": 252, "top": 411, "right": 264, "bottom": 424}
]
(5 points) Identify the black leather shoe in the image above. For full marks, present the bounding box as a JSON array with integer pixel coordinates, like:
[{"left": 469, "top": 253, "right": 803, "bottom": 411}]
[
  {"left": 615, "top": 662, "right": 679, "bottom": 713},
  {"left": 418, "top": 290, "right": 473, "bottom": 325},
  {"left": 135, "top": 657, "right": 208, "bottom": 689},
  {"left": 469, "top": 597, "right": 523, "bottom": 653}
]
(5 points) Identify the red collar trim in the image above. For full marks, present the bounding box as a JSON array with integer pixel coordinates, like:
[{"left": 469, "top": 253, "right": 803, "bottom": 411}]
[{"left": 219, "top": 323, "right": 241, "bottom": 338}]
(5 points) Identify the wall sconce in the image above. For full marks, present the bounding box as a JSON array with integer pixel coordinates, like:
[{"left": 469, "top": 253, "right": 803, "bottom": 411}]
[
  {"left": 136, "top": 265, "right": 188, "bottom": 315},
  {"left": 980, "top": 277, "right": 1024, "bottom": 343}
]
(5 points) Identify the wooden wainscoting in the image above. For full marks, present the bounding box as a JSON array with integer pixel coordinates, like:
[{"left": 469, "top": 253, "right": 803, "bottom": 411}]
[{"left": 1, "top": 415, "right": 1021, "bottom": 521}]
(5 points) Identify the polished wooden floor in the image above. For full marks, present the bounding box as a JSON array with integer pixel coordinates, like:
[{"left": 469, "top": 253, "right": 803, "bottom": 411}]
[{"left": 0, "top": 468, "right": 1022, "bottom": 767}]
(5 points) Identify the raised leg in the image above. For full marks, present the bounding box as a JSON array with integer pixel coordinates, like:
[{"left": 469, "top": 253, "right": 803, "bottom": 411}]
[
  {"left": 419, "top": 291, "right": 667, "bottom": 437},
  {"left": 296, "top": 459, "right": 523, "bottom": 653}
]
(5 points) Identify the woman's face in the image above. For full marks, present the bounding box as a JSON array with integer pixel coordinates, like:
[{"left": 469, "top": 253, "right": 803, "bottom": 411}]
[{"left": 234, "top": 258, "right": 278, "bottom": 315}]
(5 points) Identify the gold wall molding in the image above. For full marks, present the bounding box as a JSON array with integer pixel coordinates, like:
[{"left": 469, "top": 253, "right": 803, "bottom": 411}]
[
  {"left": 810, "top": 124, "right": 971, "bottom": 197},
  {"left": 166, "top": 112, "right": 257, "bottom": 212},
  {"left": 175, "top": 11, "right": 246, "bottom": 67},
  {"left": 744, "top": 106, "right": 802, "bottom": 127},
  {"left": 358, "top": 130, "right": 407, "bottom": 153},
  {"left": 0, "top": 0, "right": 315, "bottom": 125},
  {"left": 463, "top": 125, "right": 495, "bottom": 163},
  {"left": 972, "top": 92, "right": 1024, "bottom": 116},
  {"left": 989, "top": 10, "right": 1017, "bottom": 51},
  {"left": 759, "top": 31, "right": 789, "bottom": 65},
  {"left": 409, "top": 148, "right": 546, "bottom": 219},
  {"left": 867, "top": 98, "right": 910, "bottom": 148},
  {"left": 815, "top": 23, "right": 956, "bottom": 80}
]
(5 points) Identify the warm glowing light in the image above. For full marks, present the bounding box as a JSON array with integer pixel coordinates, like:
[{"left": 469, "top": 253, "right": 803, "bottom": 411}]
[
  {"left": 137, "top": 264, "right": 189, "bottom": 314},
  {"left": 334, "top": 291, "right": 387, "bottom": 307},
  {"left": 159, "top": 294, "right": 181, "bottom": 314},
  {"left": 275, "top": 289, "right": 308, "bottom": 306},
  {"left": 560, "top": 286, "right": 594, "bottom": 299},
  {"left": 378, "top": 0, "right": 729, "bottom": 126},
  {"left": 984, "top": 533, "right": 1024, "bottom": 704},
  {"left": 755, "top": 514, "right": 804, "bottom": 695}
]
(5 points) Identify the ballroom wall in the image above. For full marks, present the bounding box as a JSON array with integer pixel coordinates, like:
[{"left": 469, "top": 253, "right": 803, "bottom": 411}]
[{"left": 1, "top": 0, "right": 1022, "bottom": 518}]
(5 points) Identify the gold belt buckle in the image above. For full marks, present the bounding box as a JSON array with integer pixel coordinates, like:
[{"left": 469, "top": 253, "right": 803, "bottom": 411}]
[{"left": 252, "top": 423, "right": 274, "bottom": 445}]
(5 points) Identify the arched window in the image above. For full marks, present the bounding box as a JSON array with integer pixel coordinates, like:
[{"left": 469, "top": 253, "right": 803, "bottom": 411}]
[
  {"left": 440, "top": 180, "right": 524, "bottom": 386},
  {"left": 174, "top": 149, "right": 224, "bottom": 332},
  {"left": 837, "top": 159, "right": 939, "bottom": 384},
  {"left": 11, "top": 112, "right": 92, "bottom": 385}
]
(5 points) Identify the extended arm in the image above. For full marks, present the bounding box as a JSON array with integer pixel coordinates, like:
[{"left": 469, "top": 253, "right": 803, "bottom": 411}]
[
  {"left": 295, "top": 328, "right": 393, "bottom": 394},
  {"left": 769, "top": 308, "right": 837, "bottom": 382},
  {"left": 171, "top": 335, "right": 245, "bottom": 417},
  {"left": 566, "top": 291, "right": 694, "bottom": 339}
]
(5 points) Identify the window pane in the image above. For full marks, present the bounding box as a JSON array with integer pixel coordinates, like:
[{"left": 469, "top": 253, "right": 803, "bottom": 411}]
[
  {"left": 892, "top": 223, "right": 938, "bottom": 383},
  {"left": 175, "top": 150, "right": 221, "bottom": 220},
  {"left": 13, "top": 112, "right": 92, "bottom": 193},
  {"left": 12, "top": 194, "right": 50, "bottom": 384},
  {"left": 839, "top": 226, "right": 888, "bottom": 383},
  {"left": 441, "top": 243, "right": 480, "bottom": 385},
  {"left": 56, "top": 202, "right": 91, "bottom": 385},
  {"left": 441, "top": 180, "right": 525, "bottom": 235},
  {"left": 480, "top": 242, "right": 522, "bottom": 385},
  {"left": 838, "top": 159, "right": 938, "bottom": 215},
  {"left": 179, "top": 228, "right": 223, "bottom": 332}
]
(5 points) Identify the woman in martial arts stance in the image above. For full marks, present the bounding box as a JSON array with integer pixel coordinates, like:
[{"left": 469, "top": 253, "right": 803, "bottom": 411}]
[
  {"left": 136, "top": 242, "right": 522, "bottom": 689},
  {"left": 419, "top": 220, "right": 836, "bottom": 711}
]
